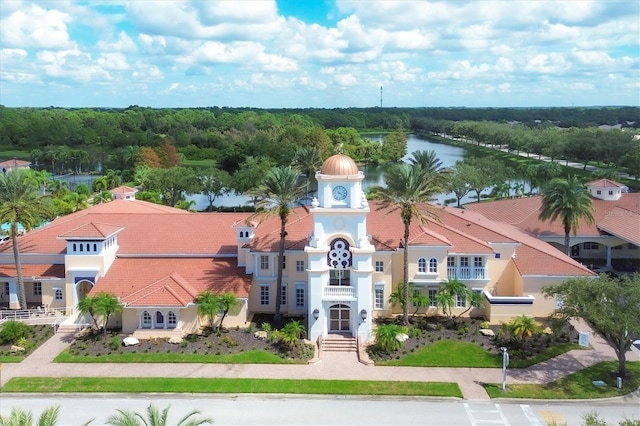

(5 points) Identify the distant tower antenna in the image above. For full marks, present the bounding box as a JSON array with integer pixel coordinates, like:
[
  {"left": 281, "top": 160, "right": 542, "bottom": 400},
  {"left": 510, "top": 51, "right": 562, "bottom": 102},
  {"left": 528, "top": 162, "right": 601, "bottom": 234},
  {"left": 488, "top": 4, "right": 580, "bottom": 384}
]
[{"left": 380, "top": 86, "right": 383, "bottom": 108}]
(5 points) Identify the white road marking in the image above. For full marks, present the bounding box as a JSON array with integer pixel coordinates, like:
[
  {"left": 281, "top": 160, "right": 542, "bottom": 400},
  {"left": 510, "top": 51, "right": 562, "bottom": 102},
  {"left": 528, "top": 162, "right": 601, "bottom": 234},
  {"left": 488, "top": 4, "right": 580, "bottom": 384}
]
[
  {"left": 520, "top": 405, "right": 545, "bottom": 426},
  {"left": 464, "top": 402, "right": 510, "bottom": 425}
]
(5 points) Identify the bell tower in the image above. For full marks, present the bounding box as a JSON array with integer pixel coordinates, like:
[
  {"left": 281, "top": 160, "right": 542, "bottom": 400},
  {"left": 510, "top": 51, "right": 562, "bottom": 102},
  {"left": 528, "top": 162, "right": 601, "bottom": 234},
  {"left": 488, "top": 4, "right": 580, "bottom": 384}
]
[{"left": 306, "top": 152, "right": 374, "bottom": 343}]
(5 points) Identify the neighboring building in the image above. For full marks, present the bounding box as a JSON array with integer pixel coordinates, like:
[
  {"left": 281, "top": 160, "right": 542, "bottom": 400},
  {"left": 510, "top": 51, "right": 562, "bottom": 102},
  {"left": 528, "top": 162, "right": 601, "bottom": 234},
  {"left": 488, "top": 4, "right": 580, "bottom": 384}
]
[
  {"left": 110, "top": 185, "right": 138, "bottom": 200},
  {"left": 0, "top": 159, "right": 31, "bottom": 174},
  {"left": 466, "top": 179, "right": 639, "bottom": 271},
  {"left": 0, "top": 154, "right": 594, "bottom": 342}
]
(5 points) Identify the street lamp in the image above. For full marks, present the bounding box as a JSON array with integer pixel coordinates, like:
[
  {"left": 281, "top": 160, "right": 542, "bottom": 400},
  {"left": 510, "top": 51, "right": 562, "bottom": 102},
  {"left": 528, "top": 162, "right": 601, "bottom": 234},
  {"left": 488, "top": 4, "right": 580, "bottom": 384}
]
[
  {"left": 501, "top": 347, "right": 510, "bottom": 391},
  {"left": 360, "top": 309, "right": 367, "bottom": 322},
  {"left": 312, "top": 309, "right": 319, "bottom": 321}
]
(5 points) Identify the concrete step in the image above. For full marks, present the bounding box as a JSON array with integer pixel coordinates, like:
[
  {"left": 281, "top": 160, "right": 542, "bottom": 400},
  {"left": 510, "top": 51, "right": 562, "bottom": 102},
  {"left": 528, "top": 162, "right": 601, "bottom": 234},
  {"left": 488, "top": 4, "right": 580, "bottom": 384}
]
[{"left": 322, "top": 335, "right": 357, "bottom": 352}]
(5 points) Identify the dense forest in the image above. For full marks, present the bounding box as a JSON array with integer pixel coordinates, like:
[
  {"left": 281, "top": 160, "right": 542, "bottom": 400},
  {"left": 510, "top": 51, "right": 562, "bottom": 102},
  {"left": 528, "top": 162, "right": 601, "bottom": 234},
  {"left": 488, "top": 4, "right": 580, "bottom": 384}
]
[{"left": 0, "top": 105, "right": 638, "bottom": 212}]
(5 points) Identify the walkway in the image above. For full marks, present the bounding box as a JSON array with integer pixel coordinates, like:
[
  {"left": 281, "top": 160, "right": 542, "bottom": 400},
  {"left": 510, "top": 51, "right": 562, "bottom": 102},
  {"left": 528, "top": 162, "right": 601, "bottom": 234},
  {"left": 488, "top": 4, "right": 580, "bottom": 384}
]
[{"left": 1, "top": 319, "right": 637, "bottom": 401}]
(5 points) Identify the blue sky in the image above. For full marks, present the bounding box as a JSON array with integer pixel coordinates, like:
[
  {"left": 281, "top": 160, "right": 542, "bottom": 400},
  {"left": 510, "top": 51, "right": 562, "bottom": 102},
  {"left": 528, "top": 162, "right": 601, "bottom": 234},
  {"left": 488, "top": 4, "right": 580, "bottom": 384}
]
[{"left": 0, "top": 0, "right": 638, "bottom": 108}]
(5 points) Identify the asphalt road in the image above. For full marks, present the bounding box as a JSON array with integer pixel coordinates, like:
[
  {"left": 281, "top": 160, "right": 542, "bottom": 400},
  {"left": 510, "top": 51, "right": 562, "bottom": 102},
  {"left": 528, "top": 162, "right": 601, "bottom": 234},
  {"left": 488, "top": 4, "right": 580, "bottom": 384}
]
[{"left": 1, "top": 395, "right": 639, "bottom": 426}]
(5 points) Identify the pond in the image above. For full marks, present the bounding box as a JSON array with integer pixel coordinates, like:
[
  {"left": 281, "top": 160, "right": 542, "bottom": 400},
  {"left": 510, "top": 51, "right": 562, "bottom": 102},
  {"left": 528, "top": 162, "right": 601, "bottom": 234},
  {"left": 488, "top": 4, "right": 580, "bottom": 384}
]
[{"left": 187, "top": 134, "right": 493, "bottom": 210}]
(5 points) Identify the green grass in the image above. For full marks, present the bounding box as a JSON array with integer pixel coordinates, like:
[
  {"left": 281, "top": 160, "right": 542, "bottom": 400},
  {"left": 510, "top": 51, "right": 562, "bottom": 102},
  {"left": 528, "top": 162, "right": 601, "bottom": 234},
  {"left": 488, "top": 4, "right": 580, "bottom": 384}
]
[
  {"left": 0, "top": 357, "right": 25, "bottom": 363},
  {"left": 485, "top": 361, "right": 640, "bottom": 399},
  {"left": 377, "top": 340, "right": 501, "bottom": 367},
  {"left": 0, "top": 377, "right": 462, "bottom": 397},
  {"left": 0, "top": 149, "right": 30, "bottom": 160},
  {"left": 54, "top": 348, "right": 302, "bottom": 364},
  {"left": 375, "top": 340, "right": 580, "bottom": 368}
]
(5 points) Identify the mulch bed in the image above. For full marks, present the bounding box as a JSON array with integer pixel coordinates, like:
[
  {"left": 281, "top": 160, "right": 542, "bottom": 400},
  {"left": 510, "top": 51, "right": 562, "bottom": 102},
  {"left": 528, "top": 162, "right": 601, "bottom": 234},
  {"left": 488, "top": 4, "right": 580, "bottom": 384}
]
[
  {"left": 0, "top": 324, "right": 53, "bottom": 359},
  {"left": 367, "top": 316, "right": 578, "bottom": 362}
]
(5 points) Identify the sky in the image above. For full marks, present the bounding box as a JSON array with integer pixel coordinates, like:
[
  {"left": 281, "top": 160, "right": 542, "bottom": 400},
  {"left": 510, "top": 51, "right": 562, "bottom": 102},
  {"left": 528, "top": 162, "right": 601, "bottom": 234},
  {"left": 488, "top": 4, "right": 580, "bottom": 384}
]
[{"left": 0, "top": 0, "right": 638, "bottom": 109}]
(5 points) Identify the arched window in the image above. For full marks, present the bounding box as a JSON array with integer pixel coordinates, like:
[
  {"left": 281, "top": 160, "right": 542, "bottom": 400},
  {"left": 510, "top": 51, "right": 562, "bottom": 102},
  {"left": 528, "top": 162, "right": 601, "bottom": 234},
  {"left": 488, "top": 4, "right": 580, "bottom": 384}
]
[
  {"left": 429, "top": 258, "right": 438, "bottom": 273},
  {"left": 167, "top": 311, "right": 177, "bottom": 328},
  {"left": 417, "top": 258, "right": 427, "bottom": 273},
  {"left": 142, "top": 311, "right": 151, "bottom": 328}
]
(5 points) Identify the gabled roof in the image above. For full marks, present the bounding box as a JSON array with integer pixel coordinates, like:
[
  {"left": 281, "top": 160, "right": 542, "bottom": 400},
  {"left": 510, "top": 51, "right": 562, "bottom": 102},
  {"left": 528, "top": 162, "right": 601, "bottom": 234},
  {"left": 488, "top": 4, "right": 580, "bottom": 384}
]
[
  {"left": 466, "top": 193, "right": 640, "bottom": 243},
  {"left": 58, "top": 222, "right": 123, "bottom": 239},
  {"left": 111, "top": 185, "right": 138, "bottom": 194},
  {"left": 0, "top": 264, "right": 65, "bottom": 279},
  {"left": 91, "top": 258, "right": 251, "bottom": 303},
  {"left": 586, "top": 179, "right": 625, "bottom": 188}
]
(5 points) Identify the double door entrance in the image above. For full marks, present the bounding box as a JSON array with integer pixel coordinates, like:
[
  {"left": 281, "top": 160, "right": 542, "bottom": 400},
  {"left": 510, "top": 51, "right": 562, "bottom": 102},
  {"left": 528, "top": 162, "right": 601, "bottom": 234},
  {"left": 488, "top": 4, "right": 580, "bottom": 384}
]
[{"left": 328, "top": 304, "right": 350, "bottom": 333}]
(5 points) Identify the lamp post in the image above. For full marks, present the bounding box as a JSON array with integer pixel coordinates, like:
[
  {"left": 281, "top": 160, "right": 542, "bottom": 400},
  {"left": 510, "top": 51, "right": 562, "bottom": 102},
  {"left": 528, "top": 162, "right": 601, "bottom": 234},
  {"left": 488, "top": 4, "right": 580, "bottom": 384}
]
[
  {"left": 501, "top": 347, "right": 509, "bottom": 391},
  {"left": 360, "top": 309, "right": 367, "bottom": 324},
  {"left": 312, "top": 309, "right": 319, "bottom": 321}
]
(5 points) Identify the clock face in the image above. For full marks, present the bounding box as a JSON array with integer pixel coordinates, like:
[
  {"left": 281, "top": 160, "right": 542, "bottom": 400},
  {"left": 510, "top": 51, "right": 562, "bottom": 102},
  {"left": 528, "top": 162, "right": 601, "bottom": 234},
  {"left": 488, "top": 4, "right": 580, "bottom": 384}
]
[{"left": 332, "top": 185, "right": 348, "bottom": 201}]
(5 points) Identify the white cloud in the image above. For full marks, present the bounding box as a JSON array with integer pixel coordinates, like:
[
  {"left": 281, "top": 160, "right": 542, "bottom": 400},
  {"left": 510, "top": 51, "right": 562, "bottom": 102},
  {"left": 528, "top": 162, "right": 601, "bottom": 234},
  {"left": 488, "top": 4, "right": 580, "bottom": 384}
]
[
  {"left": 0, "top": 3, "right": 74, "bottom": 49},
  {"left": 97, "top": 52, "right": 129, "bottom": 71},
  {"left": 97, "top": 31, "right": 137, "bottom": 53},
  {"left": 524, "top": 53, "right": 571, "bottom": 74}
]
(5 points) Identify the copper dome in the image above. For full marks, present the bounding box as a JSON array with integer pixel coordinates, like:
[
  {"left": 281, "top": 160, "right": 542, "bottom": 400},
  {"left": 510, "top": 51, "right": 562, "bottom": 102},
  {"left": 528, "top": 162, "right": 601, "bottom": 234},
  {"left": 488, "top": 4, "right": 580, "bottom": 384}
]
[{"left": 320, "top": 154, "right": 359, "bottom": 176}]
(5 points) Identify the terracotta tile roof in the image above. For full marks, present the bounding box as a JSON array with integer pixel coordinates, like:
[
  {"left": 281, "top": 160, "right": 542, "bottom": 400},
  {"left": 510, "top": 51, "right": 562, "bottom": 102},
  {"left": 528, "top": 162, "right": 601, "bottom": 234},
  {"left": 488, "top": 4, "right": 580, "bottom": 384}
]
[
  {"left": 466, "top": 193, "right": 640, "bottom": 240},
  {"left": 111, "top": 186, "right": 138, "bottom": 194},
  {"left": 598, "top": 207, "right": 640, "bottom": 245},
  {"left": 0, "top": 159, "right": 31, "bottom": 167},
  {"left": 0, "top": 200, "right": 252, "bottom": 255},
  {"left": 0, "top": 264, "right": 65, "bottom": 279},
  {"left": 91, "top": 258, "right": 251, "bottom": 302},
  {"left": 586, "top": 179, "right": 625, "bottom": 187},
  {"left": 58, "top": 222, "right": 123, "bottom": 239}
]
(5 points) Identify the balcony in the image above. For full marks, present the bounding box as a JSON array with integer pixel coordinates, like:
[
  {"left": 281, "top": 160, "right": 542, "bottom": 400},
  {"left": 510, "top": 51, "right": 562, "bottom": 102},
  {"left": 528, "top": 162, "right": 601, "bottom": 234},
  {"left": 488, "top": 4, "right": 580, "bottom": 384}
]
[
  {"left": 323, "top": 286, "right": 355, "bottom": 301},
  {"left": 447, "top": 267, "right": 487, "bottom": 280}
]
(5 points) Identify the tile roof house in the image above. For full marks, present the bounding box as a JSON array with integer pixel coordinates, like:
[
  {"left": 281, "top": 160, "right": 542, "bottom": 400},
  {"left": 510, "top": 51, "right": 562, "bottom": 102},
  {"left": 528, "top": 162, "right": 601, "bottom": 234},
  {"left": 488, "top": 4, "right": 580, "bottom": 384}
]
[
  {"left": 466, "top": 179, "right": 639, "bottom": 271},
  {"left": 0, "top": 154, "right": 595, "bottom": 341}
]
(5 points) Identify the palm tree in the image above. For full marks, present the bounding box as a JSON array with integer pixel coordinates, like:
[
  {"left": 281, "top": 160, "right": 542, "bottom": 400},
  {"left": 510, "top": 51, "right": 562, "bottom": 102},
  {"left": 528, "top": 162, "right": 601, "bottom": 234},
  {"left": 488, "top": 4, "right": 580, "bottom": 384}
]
[
  {"left": 538, "top": 175, "right": 595, "bottom": 256},
  {"left": 279, "top": 320, "right": 306, "bottom": 349},
  {"left": 374, "top": 163, "right": 441, "bottom": 325},
  {"left": 195, "top": 291, "right": 220, "bottom": 332},
  {"left": 292, "top": 146, "right": 322, "bottom": 197},
  {"left": 435, "top": 278, "right": 484, "bottom": 325},
  {"left": 77, "top": 295, "right": 100, "bottom": 330},
  {"left": 91, "top": 190, "right": 113, "bottom": 205},
  {"left": 0, "top": 170, "right": 52, "bottom": 309},
  {"left": 252, "top": 166, "right": 307, "bottom": 322},
  {"left": 94, "top": 292, "right": 122, "bottom": 334},
  {"left": 0, "top": 405, "right": 62, "bottom": 426},
  {"left": 217, "top": 291, "right": 240, "bottom": 331},
  {"left": 107, "top": 404, "right": 212, "bottom": 426},
  {"left": 509, "top": 315, "right": 542, "bottom": 346}
]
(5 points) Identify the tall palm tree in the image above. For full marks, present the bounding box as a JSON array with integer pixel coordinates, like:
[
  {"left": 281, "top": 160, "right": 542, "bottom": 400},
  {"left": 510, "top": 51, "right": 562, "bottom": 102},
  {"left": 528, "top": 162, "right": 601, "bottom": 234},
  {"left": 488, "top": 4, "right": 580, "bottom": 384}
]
[
  {"left": 0, "top": 170, "right": 52, "bottom": 309},
  {"left": 374, "top": 163, "right": 441, "bottom": 325},
  {"left": 252, "top": 166, "right": 307, "bottom": 322},
  {"left": 539, "top": 175, "right": 595, "bottom": 256},
  {"left": 107, "top": 404, "right": 212, "bottom": 426},
  {"left": 292, "top": 146, "right": 322, "bottom": 197}
]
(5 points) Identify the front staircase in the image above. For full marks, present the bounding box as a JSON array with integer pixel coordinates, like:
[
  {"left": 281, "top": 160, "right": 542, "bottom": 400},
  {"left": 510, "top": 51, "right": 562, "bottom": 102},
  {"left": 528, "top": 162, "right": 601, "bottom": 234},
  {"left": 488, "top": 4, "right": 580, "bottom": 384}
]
[{"left": 321, "top": 334, "right": 357, "bottom": 352}]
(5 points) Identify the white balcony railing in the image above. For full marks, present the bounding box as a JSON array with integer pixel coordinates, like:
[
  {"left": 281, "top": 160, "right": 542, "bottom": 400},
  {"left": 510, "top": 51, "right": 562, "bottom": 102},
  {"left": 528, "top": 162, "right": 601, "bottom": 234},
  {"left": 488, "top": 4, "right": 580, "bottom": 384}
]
[
  {"left": 323, "top": 286, "right": 355, "bottom": 300},
  {"left": 447, "top": 267, "right": 487, "bottom": 280}
]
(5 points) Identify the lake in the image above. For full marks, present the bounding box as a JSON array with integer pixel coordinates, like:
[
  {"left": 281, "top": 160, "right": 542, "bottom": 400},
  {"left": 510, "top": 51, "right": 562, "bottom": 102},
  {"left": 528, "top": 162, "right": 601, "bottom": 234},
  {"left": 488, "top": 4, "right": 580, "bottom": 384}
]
[{"left": 187, "top": 134, "right": 485, "bottom": 210}]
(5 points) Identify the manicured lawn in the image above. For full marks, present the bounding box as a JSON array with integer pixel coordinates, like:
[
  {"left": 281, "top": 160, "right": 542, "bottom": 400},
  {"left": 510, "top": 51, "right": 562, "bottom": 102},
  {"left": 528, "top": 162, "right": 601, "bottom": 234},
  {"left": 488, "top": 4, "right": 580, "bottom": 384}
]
[
  {"left": 1, "top": 377, "right": 462, "bottom": 397},
  {"left": 54, "top": 348, "right": 302, "bottom": 364},
  {"left": 485, "top": 361, "right": 640, "bottom": 399},
  {"left": 378, "top": 340, "right": 501, "bottom": 367},
  {"left": 375, "top": 340, "right": 580, "bottom": 368}
]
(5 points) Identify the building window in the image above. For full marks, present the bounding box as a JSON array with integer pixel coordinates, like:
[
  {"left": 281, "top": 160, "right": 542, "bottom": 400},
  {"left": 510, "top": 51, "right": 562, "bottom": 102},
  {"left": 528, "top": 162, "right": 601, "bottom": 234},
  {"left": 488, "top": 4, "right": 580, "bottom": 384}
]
[
  {"left": 33, "top": 282, "right": 42, "bottom": 296},
  {"left": 375, "top": 261, "right": 384, "bottom": 272},
  {"left": 329, "top": 269, "right": 350, "bottom": 286},
  {"left": 73, "top": 243, "right": 76, "bottom": 252},
  {"left": 596, "top": 190, "right": 602, "bottom": 195},
  {"left": 282, "top": 256, "right": 286, "bottom": 270},
  {"left": 296, "top": 260, "right": 305, "bottom": 272},
  {"left": 583, "top": 242, "right": 599, "bottom": 250},
  {"left": 260, "top": 284, "right": 270, "bottom": 305},
  {"left": 54, "top": 288, "right": 63, "bottom": 301},
  {"left": 429, "top": 258, "right": 438, "bottom": 273},
  {"left": 608, "top": 190, "right": 613, "bottom": 195},
  {"left": 428, "top": 289, "right": 438, "bottom": 307},
  {"left": 447, "top": 256, "right": 455, "bottom": 268},
  {"left": 280, "top": 284, "right": 287, "bottom": 306},
  {"left": 460, "top": 257, "right": 469, "bottom": 267},
  {"left": 327, "top": 238, "right": 352, "bottom": 268},
  {"left": 474, "top": 257, "right": 483, "bottom": 267},
  {"left": 142, "top": 311, "right": 152, "bottom": 328},
  {"left": 374, "top": 284, "right": 384, "bottom": 309},
  {"left": 494, "top": 253, "right": 501, "bottom": 259},
  {"left": 295, "top": 283, "right": 305, "bottom": 308},
  {"left": 418, "top": 258, "right": 427, "bottom": 273},
  {"left": 4, "top": 283, "right": 9, "bottom": 297},
  {"left": 93, "top": 244, "right": 97, "bottom": 252},
  {"left": 167, "top": 311, "right": 177, "bottom": 328},
  {"left": 260, "top": 255, "right": 269, "bottom": 270},
  {"left": 456, "top": 292, "right": 465, "bottom": 308}
]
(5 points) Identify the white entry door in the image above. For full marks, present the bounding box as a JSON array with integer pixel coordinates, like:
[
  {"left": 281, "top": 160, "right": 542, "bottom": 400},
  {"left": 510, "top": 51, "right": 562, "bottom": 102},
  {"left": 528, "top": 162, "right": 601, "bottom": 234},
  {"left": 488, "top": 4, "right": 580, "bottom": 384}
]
[{"left": 329, "top": 304, "right": 350, "bottom": 332}]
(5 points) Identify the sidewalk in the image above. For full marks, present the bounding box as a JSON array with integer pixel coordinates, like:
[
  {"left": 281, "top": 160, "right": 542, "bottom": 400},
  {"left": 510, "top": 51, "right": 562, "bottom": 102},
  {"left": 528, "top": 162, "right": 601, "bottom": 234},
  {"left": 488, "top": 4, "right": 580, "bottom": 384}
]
[{"left": 1, "top": 319, "right": 637, "bottom": 401}]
